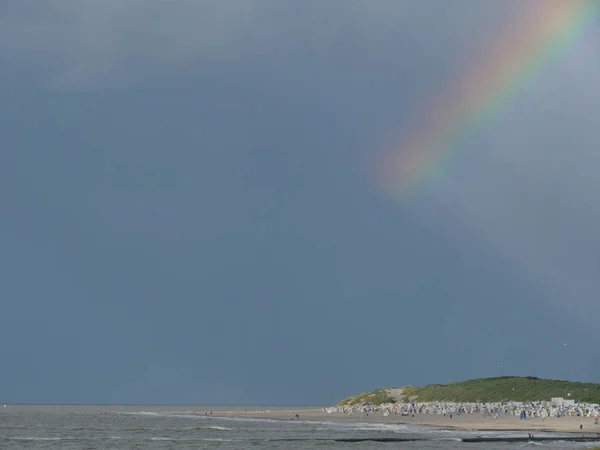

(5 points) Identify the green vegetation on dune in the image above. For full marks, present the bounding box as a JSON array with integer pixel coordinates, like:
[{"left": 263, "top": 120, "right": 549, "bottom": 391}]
[
  {"left": 337, "top": 388, "right": 396, "bottom": 406},
  {"left": 338, "top": 377, "right": 600, "bottom": 405}
]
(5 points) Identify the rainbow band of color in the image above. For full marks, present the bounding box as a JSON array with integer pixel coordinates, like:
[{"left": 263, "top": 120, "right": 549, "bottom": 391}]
[{"left": 375, "top": 0, "right": 599, "bottom": 200}]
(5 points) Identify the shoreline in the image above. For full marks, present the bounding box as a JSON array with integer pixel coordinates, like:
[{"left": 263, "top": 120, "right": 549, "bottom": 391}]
[{"left": 168, "top": 408, "right": 600, "bottom": 435}]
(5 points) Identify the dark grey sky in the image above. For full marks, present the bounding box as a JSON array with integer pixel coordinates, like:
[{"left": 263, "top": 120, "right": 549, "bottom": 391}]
[{"left": 1, "top": 0, "right": 599, "bottom": 405}]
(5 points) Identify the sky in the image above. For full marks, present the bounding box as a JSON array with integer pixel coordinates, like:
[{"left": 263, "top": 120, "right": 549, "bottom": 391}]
[{"left": 1, "top": 0, "right": 599, "bottom": 405}]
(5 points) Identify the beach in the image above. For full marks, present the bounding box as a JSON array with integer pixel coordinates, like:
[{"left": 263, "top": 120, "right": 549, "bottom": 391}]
[
  {"left": 169, "top": 407, "right": 600, "bottom": 435},
  {"left": 7, "top": 405, "right": 600, "bottom": 449}
]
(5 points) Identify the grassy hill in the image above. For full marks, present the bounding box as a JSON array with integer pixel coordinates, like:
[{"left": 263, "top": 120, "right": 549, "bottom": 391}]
[
  {"left": 337, "top": 388, "right": 397, "bottom": 406},
  {"left": 338, "top": 377, "right": 600, "bottom": 406}
]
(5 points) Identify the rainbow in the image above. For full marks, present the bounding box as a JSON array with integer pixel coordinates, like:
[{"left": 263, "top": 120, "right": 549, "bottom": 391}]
[{"left": 374, "top": 0, "right": 599, "bottom": 200}]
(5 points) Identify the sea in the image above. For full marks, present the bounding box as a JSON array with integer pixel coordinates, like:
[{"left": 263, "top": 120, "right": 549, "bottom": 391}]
[{"left": 0, "top": 404, "right": 596, "bottom": 449}]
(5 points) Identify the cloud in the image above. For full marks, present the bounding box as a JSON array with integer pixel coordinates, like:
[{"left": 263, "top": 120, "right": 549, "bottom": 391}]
[
  {"left": 405, "top": 28, "right": 600, "bottom": 321},
  {"left": 5, "top": 0, "right": 598, "bottom": 324},
  {"left": 1, "top": 0, "right": 264, "bottom": 89},
  {"left": 1, "top": 0, "right": 513, "bottom": 90}
]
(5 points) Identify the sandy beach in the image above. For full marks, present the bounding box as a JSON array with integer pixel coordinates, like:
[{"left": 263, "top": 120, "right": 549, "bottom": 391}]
[{"left": 169, "top": 408, "right": 600, "bottom": 435}]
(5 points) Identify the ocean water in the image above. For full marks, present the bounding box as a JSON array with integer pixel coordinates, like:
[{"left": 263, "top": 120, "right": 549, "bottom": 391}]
[{"left": 0, "top": 405, "right": 596, "bottom": 449}]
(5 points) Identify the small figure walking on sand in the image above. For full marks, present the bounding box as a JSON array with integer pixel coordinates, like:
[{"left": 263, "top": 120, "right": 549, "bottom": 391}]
[{"left": 580, "top": 424, "right": 583, "bottom": 431}]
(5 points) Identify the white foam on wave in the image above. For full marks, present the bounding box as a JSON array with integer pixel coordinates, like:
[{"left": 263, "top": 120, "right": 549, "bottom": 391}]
[
  {"left": 518, "top": 442, "right": 585, "bottom": 448},
  {"left": 308, "top": 420, "right": 453, "bottom": 435},
  {"left": 116, "top": 411, "right": 163, "bottom": 417},
  {"left": 177, "top": 424, "right": 233, "bottom": 431},
  {"left": 430, "top": 428, "right": 575, "bottom": 439},
  {"left": 150, "top": 437, "right": 233, "bottom": 442},
  {"left": 9, "top": 437, "right": 62, "bottom": 441},
  {"left": 313, "top": 421, "right": 412, "bottom": 433},
  {"left": 183, "top": 415, "right": 289, "bottom": 424}
]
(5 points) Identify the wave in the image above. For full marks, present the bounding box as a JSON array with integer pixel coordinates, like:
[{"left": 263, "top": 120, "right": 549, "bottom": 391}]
[
  {"left": 313, "top": 421, "right": 413, "bottom": 433},
  {"left": 116, "top": 411, "right": 162, "bottom": 417},
  {"left": 112, "top": 411, "right": 595, "bottom": 446},
  {"left": 8, "top": 437, "right": 63, "bottom": 441},
  {"left": 164, "top": 413, "right": 291, "bottom": 425},
  {"left": 150, "top": 437, "right": 234, "bottom": 442}
]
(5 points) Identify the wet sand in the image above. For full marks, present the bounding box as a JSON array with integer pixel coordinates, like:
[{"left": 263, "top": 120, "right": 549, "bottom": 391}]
[{"left": 169, "top": 408, "right": 600, "bottom": 434}]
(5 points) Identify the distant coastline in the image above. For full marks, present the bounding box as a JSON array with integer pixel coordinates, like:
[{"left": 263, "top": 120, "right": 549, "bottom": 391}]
[
  {"left": 337, "top": 376, "right": 600, "bottom": 405},
  {"left": 168, "top": 376, "right": 600, "bottom": 436}
]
